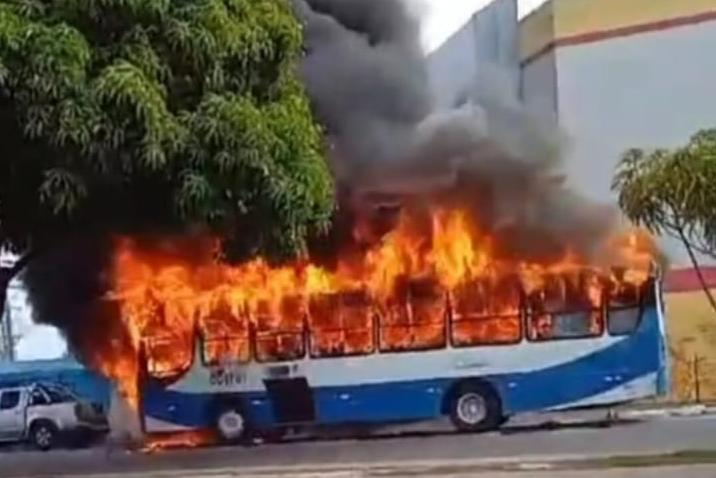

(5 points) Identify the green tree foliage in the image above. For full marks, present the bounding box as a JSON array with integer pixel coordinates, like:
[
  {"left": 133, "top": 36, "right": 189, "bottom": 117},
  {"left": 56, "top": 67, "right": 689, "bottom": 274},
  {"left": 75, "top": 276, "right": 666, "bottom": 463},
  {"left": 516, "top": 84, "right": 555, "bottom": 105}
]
[
  {"left": 613, "top": 129, "right": 716, "bottom": 310},
  {"left": 0, "top": 0, "right": 334, "bottom": 266}
]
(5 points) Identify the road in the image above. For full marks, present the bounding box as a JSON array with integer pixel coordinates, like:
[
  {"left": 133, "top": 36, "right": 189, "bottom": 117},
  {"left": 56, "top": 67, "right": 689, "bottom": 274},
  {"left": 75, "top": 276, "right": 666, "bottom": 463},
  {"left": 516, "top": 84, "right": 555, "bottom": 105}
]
[{"left": 3, "top": 415, "right": 716, "bottom": 478}]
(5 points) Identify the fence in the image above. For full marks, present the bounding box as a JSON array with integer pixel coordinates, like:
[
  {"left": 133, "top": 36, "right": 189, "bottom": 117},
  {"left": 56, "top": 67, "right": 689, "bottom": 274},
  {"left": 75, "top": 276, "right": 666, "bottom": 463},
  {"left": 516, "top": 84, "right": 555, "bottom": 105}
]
[{"left": 670, "top": 349, "right": 716, "bottom": 403}]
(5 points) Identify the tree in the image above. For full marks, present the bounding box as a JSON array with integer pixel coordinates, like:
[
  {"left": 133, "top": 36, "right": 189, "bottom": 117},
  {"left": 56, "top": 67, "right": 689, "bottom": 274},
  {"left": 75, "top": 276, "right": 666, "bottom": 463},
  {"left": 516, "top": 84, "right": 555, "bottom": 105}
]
[
  {"left": 0, "top": 0, "right": 334, "bottom": 312},
  {"left": 613, "top": 129, "right": 716, "bottom": 312}
]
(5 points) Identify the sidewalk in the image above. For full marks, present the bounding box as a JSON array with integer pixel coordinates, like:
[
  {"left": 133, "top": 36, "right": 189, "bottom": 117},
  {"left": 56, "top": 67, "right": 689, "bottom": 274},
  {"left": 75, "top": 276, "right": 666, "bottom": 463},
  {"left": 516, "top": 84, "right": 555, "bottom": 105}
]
[
  {"left": 615, "top": 403, "right": 716, "bottom": 420},
  {"left": 68, "top": 454, "right": 716, "bottom": 478}
]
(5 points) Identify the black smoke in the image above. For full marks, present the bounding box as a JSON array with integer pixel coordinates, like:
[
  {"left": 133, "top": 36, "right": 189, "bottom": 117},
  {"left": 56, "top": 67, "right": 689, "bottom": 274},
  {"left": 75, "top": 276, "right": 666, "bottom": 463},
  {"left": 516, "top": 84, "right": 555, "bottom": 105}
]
[
  {"left": 295, "top": 0, "right": 616, "bottom": 262},
  {"left": 21, "top": 236, "right": 115, "bottom": 363}
]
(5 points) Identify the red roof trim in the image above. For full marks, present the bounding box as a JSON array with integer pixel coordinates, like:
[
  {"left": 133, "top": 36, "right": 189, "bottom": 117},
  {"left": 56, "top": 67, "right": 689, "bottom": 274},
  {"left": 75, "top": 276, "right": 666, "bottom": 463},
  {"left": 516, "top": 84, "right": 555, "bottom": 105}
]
[
  {"left": 522, "top": 10, "right": 716, "bottom": 66},
  {"left": 665, "top": 267, "right": 716, "bottom": 293}
]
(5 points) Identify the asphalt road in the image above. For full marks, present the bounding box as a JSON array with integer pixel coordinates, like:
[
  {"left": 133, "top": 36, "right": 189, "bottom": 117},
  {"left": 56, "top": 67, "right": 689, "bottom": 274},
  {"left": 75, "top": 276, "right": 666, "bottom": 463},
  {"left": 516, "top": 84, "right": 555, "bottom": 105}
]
[{"left": 3, "top": 415, "right": 716, "bottom": 478}]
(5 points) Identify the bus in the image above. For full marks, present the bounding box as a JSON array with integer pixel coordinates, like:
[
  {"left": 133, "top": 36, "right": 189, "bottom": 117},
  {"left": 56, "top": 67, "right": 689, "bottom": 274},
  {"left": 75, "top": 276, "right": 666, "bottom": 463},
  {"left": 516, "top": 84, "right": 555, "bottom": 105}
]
[{"left": 138, "top": 269, "right": 668, "bottom": 442}]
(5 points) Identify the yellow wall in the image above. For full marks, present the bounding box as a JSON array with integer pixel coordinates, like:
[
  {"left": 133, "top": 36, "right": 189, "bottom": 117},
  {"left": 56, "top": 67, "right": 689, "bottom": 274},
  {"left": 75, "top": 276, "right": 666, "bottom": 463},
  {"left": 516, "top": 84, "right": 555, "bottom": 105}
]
[
  {"left": 520, "top": 0, "right": 716, "bottom": 62},
  {"left": 665, "top": 290, "right": 716, "bottom": 402},
  {"left": 554, "top": 0, "right": 716, "bottom": 38},
  {"left": 519, "top": 2, "right": 555, "bottom": 62}
]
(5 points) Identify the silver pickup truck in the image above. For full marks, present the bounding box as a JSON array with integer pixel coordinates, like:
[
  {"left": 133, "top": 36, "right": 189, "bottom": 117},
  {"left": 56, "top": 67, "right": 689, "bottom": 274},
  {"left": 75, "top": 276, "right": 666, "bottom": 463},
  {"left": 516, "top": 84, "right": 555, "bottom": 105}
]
[{"left": 0, "top": 383, "right": 108, "bottom": 450}]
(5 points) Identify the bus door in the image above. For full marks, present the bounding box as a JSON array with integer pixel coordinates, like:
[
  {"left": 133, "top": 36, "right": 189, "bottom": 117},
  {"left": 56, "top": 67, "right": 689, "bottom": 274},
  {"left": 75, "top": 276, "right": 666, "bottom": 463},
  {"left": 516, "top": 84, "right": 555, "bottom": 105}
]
[
  {"left": 254, "top": 310, "right": 316, "bottom": 425},
  {"left": 263, "top": 366, "right": 316, "bottom": 425}
]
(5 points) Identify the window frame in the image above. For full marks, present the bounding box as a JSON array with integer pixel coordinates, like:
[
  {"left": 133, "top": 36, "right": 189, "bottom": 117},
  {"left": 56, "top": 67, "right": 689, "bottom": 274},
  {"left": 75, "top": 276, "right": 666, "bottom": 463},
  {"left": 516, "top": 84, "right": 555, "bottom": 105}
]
[
  {"left": 29, "top": 388, "right": 50, "bottom": 406},
  {"left": 306, "top": 293, "right": 377, "bottom": 360},
  {"left": 449, "top": 311, "right": 524, "bottom": 348},
  {"left": 606, "top": 305, "right": 643, "bottom": 337},
  {"left": 142, "top": 334, "right": 195, "bottom": 380},
  {"left": 377, "top": 315, "right": 448, "bottom": 354},
  {"left": 308, "top": 323, "right": 376, "bottom": 359},
  {"left": 0, "top": 390, "right": 21, "bottom": 410},
  {"left": 525, "top": 305, "right": 606, "bottom": 343},
  {"left": 199, "top": 330, "right": 252, "bottom": 367},
  {"left": 606, "top": 278, "right": 656, "bottom": 337},
  {"left": 252, "top": 327, "right": 308, "bottom": 364}
]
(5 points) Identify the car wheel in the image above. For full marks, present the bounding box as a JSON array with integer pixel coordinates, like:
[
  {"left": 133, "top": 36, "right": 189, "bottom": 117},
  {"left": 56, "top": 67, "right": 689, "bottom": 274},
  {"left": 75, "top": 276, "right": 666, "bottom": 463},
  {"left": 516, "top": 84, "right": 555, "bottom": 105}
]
[
  {"left": 449, "top": 382, "right": 502, "bottom": 433},
  {"left": 30, "top": 421, "right": 58, "bottom": 451},
  {"left": 216, "top": 408, "right": 246, "bottom": 443}
]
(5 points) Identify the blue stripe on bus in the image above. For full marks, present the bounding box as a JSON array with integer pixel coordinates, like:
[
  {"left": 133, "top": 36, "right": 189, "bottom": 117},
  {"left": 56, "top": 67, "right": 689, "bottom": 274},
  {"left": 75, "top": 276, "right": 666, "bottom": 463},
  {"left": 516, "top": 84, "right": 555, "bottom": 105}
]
[{"left": 142, "top": 308, "right": 664, "bottom": 429}]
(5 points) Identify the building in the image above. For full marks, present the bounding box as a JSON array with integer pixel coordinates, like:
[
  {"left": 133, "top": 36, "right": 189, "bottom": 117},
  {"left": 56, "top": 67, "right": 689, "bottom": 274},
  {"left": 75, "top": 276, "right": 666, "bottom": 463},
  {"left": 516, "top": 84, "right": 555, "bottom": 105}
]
[
  {"left": 426, "top": 0, "right": 520, "bottom": 109},
  {"left": 0, "top": 252, "right": 67, "bottom": 362},
  {"left": 520, "top": 0, "right": 716, "bottom": 401}
]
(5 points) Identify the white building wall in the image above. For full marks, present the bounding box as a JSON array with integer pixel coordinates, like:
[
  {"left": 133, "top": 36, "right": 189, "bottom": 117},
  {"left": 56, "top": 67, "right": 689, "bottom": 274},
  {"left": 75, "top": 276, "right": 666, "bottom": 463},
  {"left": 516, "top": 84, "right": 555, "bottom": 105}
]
[
  {"left": 547, "top": 20, "right": 716, "bottom": 266},
  {"left": 521, "top": 50, "right": 558, "bottom": 117}
]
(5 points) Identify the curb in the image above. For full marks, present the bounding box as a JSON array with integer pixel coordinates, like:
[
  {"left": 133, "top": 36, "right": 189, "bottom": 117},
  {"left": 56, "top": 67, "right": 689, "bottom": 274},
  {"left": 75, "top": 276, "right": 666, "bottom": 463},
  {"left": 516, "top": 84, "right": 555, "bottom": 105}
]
[{"left": 617, "top": 405, "right": 716, "bottom": 420}]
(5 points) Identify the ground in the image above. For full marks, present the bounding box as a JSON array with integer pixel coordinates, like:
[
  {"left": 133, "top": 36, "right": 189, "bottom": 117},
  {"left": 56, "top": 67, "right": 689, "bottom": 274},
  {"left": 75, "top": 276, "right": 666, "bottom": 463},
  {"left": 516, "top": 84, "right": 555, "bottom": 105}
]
[{"left": 3, "top": 413, "right": 716, "bottom": 477}]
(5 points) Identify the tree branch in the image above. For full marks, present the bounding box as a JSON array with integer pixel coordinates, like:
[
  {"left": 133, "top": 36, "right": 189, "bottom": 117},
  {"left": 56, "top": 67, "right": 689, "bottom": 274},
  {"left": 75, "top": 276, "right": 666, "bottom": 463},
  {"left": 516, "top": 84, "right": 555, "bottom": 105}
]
[
  {"left": 663, "top": 219, "right": 716, "bottom": 259},
  {"left": 675, "top": 226, "right": 716, "bottom": 314}
]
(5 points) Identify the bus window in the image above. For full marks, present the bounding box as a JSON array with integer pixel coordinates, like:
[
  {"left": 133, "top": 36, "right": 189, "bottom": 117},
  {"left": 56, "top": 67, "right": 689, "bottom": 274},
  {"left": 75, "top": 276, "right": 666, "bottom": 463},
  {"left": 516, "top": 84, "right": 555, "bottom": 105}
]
[
  {"left": 451, "top": 278, "right": 522, "bottom": 346},
  {"left": 527, "top": 274, "right": 604, "bottom": 341},
  {"left": 379, "top": 278, "right": 447, "bottom": 352},
  {"left": 607, "top": 280, "right": 645, "bottom": 336},
  {"left": 143, "top": 331, "right": 194, "bottom": 379},
  {"left": 136, "top": 295, "right": 194, "bottom": 379},
  {"left": 253, "top": 297, "right": 306, "bottom": 362},
  {"left": 308, "top": 290, "right": 374, "bottom": 358},
  {"left": 199, "top": 301, "right": 250, "bottom": 365}
]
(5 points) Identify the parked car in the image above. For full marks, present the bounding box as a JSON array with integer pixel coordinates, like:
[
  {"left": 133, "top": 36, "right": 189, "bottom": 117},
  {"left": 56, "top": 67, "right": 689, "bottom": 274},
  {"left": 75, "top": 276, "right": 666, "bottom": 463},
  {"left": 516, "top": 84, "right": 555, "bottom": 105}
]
[{"left": 0, "top": 382, "right": 108, "bottom": 450}]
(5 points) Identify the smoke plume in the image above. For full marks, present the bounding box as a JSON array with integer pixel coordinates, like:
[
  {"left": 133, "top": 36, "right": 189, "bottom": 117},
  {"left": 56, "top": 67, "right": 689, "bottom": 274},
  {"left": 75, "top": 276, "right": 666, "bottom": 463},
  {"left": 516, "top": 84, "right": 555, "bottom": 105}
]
[{"left": 295, "top": 0, "right": 615, "bottom": 262}]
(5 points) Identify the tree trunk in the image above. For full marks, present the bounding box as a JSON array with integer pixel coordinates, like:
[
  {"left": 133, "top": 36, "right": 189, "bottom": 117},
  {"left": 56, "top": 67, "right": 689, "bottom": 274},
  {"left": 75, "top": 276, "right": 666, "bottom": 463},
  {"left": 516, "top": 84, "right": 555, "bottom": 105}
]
[{"left": 677, "top": 228, "right": 716, "bottom": 314}]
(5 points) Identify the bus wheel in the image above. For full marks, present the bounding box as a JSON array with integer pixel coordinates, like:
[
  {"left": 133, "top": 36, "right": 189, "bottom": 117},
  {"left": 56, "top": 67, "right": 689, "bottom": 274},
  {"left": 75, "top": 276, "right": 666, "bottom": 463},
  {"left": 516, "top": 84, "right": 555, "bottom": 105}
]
[
  {"left": 449, "top": 382, "right": 502, "bottom": 433},
  {"left": 216, "top": 408, "right": 246, "bottom": 443}
]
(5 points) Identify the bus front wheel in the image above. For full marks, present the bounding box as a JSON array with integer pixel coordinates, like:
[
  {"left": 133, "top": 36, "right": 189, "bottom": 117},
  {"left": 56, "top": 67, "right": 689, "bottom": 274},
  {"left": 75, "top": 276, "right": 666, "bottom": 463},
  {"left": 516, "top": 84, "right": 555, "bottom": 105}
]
[
  {"left": 448, "top": 382, "right": 502, "bottom": 433},
  {"left": 216, "top": 408, "right": 246, "bottom": 443}
]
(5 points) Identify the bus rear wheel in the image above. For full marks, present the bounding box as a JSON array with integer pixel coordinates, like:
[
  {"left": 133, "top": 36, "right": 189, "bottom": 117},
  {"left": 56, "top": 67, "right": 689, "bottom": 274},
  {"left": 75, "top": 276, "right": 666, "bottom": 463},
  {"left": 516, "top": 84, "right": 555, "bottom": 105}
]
[
  {"left": 449, "top": 382, "right": 502, "bottom": 433},
  {"left": 216, "top": 408, "right": 246, "bottom": 443}
]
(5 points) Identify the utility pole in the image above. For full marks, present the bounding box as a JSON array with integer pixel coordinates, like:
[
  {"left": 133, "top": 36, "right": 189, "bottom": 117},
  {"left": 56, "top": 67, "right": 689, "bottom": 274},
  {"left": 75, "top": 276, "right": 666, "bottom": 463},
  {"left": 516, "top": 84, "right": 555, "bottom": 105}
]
[
  {"left": 0, "top": 251, "right": 20, "bottom": 362},
  {"left": 1, "top": 302, "right": 14, "bottom": 362}
]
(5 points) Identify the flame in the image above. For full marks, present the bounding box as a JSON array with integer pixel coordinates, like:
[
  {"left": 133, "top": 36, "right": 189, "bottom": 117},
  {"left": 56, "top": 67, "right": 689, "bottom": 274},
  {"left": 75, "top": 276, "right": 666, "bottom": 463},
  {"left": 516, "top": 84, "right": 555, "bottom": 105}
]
[
  {"left": 92, "top": 206, "right": 657, "bottom": 443},
  {"left": 142, "top": 430, "right": 218, "bottom": 453}
]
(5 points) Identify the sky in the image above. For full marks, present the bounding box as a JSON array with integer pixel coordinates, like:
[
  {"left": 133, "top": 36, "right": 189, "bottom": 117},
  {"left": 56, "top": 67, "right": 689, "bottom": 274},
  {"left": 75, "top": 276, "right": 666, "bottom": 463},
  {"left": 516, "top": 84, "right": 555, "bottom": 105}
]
[{"left": 7, "top": 0, "right": 550, "bottom": 363}]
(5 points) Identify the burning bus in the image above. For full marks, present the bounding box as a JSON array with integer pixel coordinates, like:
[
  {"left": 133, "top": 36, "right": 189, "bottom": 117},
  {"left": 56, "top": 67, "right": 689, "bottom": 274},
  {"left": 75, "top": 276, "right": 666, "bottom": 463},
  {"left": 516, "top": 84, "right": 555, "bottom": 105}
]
[{"left": 100, "top": 204, "right": 668, "bottom": 445}]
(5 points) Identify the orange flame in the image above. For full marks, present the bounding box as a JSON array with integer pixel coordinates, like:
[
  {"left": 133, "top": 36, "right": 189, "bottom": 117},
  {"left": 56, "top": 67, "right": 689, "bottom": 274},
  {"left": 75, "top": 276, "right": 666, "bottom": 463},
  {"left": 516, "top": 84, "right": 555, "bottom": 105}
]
[
  {"left": 142, "top": 430, "right": 218, "bottom": 453},
  {"left": 95, "top": 207, "right": 657, "bottom": 437}
]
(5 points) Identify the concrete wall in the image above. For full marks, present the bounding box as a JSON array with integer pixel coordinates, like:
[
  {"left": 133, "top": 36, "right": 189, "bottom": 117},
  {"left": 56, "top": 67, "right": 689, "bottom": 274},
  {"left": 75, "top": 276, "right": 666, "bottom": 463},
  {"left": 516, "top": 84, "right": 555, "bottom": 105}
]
[
  {"left": 520, "top": 50, "right": 557, "bottom": 117},
  {"left": 427, "top": 0, "right": 520, "bottom": 110},
  {"left": 555, "top": 20, "right": 716, "bottom": 200}
]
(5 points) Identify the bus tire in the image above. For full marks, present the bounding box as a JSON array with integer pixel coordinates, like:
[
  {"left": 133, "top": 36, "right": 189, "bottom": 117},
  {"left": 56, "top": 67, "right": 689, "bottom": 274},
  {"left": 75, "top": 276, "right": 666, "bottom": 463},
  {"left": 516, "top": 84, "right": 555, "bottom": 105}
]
[
  {"left": 215, "top": 408, "right": 247, "bottom": 443},
  {"left": 448, "top": 381, "right": 502, "bottom": 433}
]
